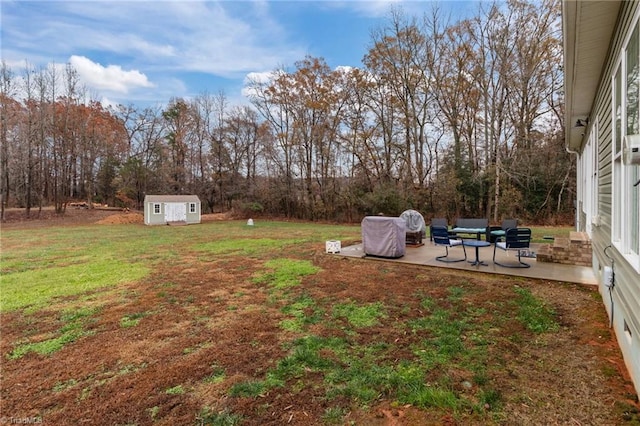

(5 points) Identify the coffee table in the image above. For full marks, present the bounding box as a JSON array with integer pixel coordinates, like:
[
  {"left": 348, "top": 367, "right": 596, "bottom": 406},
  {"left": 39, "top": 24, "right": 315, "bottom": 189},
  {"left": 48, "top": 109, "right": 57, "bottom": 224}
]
[{"left": 462, "top": 240, "right": 491, "bottom": 266}]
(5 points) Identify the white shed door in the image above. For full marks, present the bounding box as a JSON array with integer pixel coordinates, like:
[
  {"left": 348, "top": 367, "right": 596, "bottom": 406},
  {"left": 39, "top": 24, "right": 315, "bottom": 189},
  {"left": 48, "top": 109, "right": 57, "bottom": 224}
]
[{"left": 164, "top": 203, "right": 186, "bottom": 222}]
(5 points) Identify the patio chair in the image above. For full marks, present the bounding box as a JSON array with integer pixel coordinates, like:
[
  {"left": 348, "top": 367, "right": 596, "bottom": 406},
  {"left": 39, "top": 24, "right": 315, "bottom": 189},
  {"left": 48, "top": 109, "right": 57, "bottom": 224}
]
[
  {"left": 487, "top": 219, "right": 518, "bottom": 243},
  {"left": 429, "top": 218, "right": 457, "bottom": 242},
  {"left": 432, "top": 226, "right": 467, "bottom": 263},
  {"left": 493, "top": 227, "right": 532, "bottom": 268}
]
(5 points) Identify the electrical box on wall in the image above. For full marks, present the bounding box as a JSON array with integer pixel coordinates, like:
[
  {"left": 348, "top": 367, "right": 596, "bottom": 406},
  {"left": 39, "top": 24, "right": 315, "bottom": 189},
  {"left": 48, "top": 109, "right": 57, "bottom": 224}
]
[
  {"left": 602, "top": 266, "right": 614, "bottom": 288},
  {"left": 623, "top": 134, "right": 640, "bottom": 165}
]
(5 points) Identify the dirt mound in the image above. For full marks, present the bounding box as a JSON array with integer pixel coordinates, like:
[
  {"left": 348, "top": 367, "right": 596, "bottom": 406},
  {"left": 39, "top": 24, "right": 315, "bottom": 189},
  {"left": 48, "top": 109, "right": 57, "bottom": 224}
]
[
  {"left": 95, "top": 211, "right": 231, "bottom": 225},
  {"left": 96, "top": 212, "right": 144, "bottom": 225},
  {"left": 2, "top": 208, "right": 236, "bottom": 229}
]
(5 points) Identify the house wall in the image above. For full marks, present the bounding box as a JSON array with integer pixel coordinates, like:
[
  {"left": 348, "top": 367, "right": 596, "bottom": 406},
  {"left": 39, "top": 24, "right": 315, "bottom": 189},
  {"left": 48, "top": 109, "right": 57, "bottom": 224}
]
[{"left": 581, "top": 0, "right": 640, "bottom": 395}]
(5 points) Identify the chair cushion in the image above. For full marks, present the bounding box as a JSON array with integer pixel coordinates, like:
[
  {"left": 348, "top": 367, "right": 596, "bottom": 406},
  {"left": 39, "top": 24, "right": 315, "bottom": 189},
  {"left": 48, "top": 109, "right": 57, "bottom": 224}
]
[
  {"left": 496, "top": 242, "right": 507, "bottom": 250},
  {"left": 455, "top": 218, "right": 488, "bottom": 229},
  {"left": 449, "top": 239, "right": 463, "bottom": 247}
]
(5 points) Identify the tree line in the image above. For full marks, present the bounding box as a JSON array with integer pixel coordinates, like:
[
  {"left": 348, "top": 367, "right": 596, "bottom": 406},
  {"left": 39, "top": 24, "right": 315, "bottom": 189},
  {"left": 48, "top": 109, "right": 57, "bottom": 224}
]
[{"left": 0, "top": 0, "right": 573, "bottom": 224}]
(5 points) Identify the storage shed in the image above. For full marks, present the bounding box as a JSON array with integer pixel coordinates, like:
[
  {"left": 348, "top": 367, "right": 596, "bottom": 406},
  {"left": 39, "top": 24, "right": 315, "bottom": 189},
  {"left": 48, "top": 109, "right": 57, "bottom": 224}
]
[{"left": 143, "top": 195, "right": 201, "bottom": 226}]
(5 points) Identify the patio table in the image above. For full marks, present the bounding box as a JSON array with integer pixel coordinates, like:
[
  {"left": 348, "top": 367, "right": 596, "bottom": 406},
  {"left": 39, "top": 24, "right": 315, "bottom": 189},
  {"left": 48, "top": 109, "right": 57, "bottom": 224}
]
[{"left": 462, "top": 240, "right": 491, "bottom": 266}]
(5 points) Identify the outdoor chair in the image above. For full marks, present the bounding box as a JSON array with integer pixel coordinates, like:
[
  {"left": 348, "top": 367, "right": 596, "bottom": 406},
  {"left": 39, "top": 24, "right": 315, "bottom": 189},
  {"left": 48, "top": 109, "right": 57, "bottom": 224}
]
[
  {"left": 487, "top": 219, "right": 518, "bottom": 243},
  {"left": 432, "top": 226, "right": 467, "bottom": 263},
  {"left": 429, "top": 218, "right": 457, "bottom": 242},
  {"left": 493, "top": 227, "right": 532, "bottom": 268}
]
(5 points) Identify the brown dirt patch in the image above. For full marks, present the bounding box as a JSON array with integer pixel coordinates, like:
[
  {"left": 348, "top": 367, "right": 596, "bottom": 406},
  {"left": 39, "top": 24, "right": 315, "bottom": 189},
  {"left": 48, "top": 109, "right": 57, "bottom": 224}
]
[
  {"left": 96, "top": 211, "right": 144, "bottom": 224},
  {"left": 1, "top": 212, "right": 639, "bottom": 425},
  {"left": 1, "top": 207, "right": 231, "bottom": 228},
  {"left": 1, "top": 206, "right": 127, "bottom": 228}
]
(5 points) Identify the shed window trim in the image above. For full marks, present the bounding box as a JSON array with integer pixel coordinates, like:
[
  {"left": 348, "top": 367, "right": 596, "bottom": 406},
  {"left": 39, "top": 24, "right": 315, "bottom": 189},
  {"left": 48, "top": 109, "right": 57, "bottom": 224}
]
[
  {"left": 189, "top": 202, "right": 196, "bottom": 213},
  {"left": 153, "top": 203, "right": 161, "bottom": 215}
]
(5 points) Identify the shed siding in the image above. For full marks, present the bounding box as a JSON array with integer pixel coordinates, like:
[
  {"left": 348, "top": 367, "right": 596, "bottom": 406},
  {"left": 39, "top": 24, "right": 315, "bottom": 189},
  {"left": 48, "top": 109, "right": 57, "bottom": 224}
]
[
  {"left": 582, "top": 0, "right": 640, "bottom": 395},
  {"left": 143, "top": 195, "right": 201, "bottom": 226}
]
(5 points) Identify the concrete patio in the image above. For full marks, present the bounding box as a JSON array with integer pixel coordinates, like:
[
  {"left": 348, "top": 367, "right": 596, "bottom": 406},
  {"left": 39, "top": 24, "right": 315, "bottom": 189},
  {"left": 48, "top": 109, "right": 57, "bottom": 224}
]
[{"left": 332, "top": 240, "right": 598, "bottom": 285}]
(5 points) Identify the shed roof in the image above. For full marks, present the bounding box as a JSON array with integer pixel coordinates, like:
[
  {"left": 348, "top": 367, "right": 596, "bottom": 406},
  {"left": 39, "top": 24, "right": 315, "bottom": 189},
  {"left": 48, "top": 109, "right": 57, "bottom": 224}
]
[
  {"left": 144, "top": 195, "right": 200, "bottom": 203},
  {"left": 563, "top": 1, "right": 622, "bottom": 152}
]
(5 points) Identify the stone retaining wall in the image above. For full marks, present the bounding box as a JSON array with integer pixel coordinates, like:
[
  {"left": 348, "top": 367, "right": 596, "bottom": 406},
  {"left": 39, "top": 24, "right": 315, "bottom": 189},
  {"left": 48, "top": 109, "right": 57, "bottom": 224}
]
[{"left": 536, "top": 231, "right": 592, "bottom": 267}]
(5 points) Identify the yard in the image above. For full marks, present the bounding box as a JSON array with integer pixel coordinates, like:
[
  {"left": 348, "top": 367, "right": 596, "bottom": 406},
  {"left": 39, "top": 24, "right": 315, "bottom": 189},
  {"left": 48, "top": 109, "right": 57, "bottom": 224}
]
[{"left": 1, "top": 209, "right": 639, "bottom": 425}]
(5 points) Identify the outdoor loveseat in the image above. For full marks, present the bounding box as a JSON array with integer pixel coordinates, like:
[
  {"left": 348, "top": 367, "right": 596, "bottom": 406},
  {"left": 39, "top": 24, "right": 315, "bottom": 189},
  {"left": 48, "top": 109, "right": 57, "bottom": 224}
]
[{"left": 452, "top": 218, "right": 489, "bottom": 240}]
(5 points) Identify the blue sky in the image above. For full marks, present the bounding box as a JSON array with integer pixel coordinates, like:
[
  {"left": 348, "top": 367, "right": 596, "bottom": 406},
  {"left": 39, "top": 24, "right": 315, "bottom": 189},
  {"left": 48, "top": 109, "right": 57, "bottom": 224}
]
[{"left": 2, "top": 0, "right": 479, "bottom": 109}]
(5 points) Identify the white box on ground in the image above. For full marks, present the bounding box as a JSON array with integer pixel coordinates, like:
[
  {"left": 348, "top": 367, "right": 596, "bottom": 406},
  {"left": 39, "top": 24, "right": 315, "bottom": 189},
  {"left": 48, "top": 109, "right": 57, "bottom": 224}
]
[{"left": 326, "top": 240, "right": 341, "bottom": 253}]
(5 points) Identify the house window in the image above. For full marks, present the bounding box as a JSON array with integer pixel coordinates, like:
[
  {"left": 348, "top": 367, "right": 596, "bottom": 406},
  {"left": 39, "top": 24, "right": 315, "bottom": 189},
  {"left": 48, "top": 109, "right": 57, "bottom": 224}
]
[
  {"left": 612, "top": 19, "right": 640, "bottom": 271},
  {"left": 153, "top": 203, "right": 161, "bottom": 214},
  {"left": 189, "top": 203, "right": 196, "bottom": 213}
]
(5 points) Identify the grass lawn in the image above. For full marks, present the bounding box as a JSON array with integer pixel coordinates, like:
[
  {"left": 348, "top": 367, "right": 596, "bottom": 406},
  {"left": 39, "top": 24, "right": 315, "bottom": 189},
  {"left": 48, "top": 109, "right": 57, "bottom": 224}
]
[{"left": 1, "top": 215, "right": 638, "bottom": 425}]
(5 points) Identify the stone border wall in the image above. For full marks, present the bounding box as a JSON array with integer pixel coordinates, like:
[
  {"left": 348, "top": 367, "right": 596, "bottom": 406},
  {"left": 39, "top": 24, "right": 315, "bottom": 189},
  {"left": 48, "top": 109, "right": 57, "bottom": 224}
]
[{"left": 536, "top": 231, "right": 592, "bottom": 267}]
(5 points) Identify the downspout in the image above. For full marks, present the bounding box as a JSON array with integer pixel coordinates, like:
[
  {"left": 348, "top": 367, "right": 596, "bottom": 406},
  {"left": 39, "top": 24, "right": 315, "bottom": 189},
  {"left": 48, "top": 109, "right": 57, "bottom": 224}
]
[{"left": 565, "top": 144, "right": 580, "bottom": 231}]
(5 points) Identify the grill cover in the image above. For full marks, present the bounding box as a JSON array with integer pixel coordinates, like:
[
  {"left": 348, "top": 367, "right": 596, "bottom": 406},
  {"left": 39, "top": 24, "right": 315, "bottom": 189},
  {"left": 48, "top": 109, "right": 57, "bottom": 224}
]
[
  {"left": 400, "top": 209, "right": 426, "bottom": 234},
  {"left": 361, "top": 216, "right": 406, "bottom": 258}
]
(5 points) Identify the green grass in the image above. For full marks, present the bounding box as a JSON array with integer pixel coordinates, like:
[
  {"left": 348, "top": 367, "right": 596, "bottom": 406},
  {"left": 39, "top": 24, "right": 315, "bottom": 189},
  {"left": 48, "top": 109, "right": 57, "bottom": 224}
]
[
  {"left": 119, "top": 311, "right": 148, "bottom": 328},
  {"left": 0, "top": 221, "right": 356, "bottom": 313},
  {"left": 9, "top": 306, "right": 99, "bottom": 359},
  {"left": 195, "top": 238, "right": 302, "bottom": 256},
  {"left": 165, "top": 385, "right": 186, "bottom": 395},
  {"left": 280, "top": 293, "right": 323, "bottom": 332},
  {"left": 1, "top": 259, "right": 149, "bottom": 312},
  {"left": 203, "top": 365, "right": 226, "bottom": 384},
  {"left": 1, "top": 220, "right": 573, "bottom": 423},
  {"left": 228, "top": 282, "right": 500, "bottom": 413},
  {"left": 513, "top": 286, "right": 560, "bottom": 333},
  {"left": 253, "top": 258, "right": 320, "bottom": 289},
  {"left": 332, "top": 301, "right": 387, "bottom": 328},
  {"left": 528, "top": 226, "right": 572, "bottom": 243},
  {"left": 197, "top": 408, "right": 243, "bottom": 426},
  {"left": 322, "top": 406, "right": 348, "bottom": 424},
  {"left": 229, "top": 380, "right": 267, "bottom": 397}
]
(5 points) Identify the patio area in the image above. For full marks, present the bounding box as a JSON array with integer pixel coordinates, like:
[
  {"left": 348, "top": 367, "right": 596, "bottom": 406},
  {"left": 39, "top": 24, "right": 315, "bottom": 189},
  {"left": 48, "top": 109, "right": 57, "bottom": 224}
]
[{"left": 333, "top": 240, "right": 598, "bottom": 285}]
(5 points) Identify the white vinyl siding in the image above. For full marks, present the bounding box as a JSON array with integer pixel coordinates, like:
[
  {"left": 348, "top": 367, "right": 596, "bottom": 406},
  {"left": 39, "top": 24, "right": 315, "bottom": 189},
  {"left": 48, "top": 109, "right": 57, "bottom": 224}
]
[
  {"left": 573, "top": 0, "right": 640, "bottom": 397},
  {"left": 594, "top": 1, "right": 640, "bottom": 397},
  {"left": 143, "top": 195, "right": 201, "bottom": 226},
  {"left": 583, "top": 122, "right": 599, "bottom": 237}
]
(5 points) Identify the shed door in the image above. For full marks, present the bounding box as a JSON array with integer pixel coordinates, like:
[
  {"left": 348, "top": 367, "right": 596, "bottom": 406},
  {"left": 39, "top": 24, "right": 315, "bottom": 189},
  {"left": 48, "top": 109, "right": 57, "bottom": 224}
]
[{"left": 164, "top": 203, "right": 186, "bottom": 222}]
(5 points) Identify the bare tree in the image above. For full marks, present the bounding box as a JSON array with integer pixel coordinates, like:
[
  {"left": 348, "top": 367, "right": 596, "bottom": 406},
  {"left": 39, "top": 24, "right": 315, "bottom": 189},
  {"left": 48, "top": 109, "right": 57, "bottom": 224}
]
[{"left": 0, "top": 61, "right": 17, "bottom": 221}]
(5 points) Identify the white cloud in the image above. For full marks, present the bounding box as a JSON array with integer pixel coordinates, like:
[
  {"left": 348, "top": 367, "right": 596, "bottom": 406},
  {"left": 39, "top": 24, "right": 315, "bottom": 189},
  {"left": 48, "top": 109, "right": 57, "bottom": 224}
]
[
  {"left": 318, "top": 0, "right": 402, "bottom": 18},
  {"left": 334, "top": 65, "right": 355, "bottom": 74},
  {"left": 241, "top": 71, "right": 280, "bottom": 99},
  {"left": 69, "top": 55, "right": 155, "bottom": 94},
  {"left": 2, "top": 0, "right": 376, "bottom": 107},
  {"left": 243, "top": 71, "right": 278, "bottom": 86}
]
